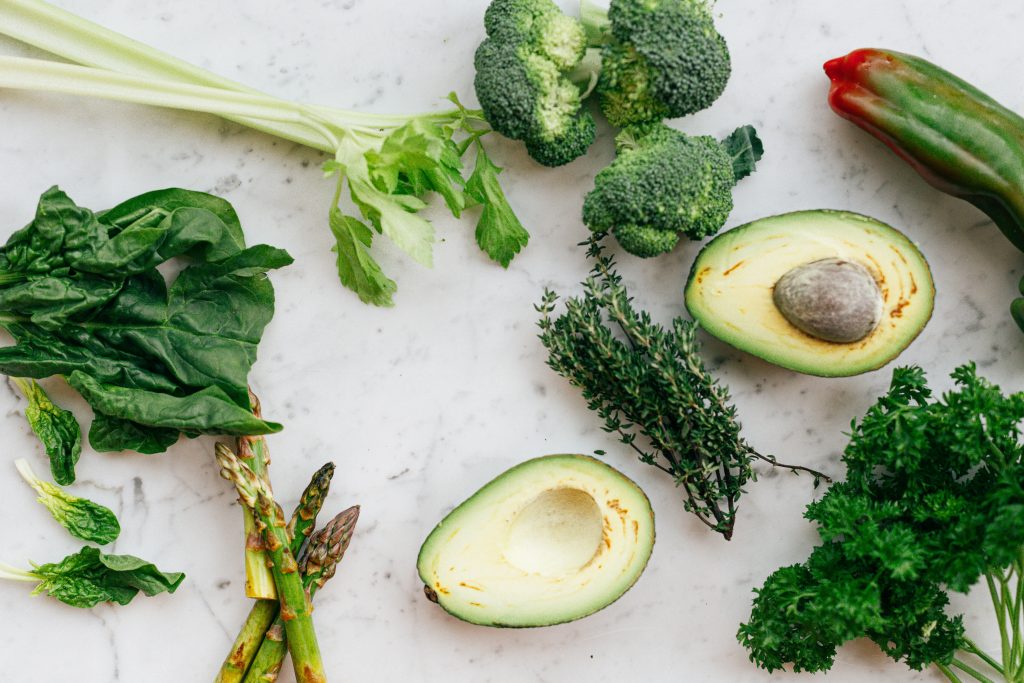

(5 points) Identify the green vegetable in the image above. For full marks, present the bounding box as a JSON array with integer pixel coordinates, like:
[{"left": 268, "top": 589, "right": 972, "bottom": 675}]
[
  {"left": 473, "top": 0, "right": 597, "bottom": 167},
  {"left": 244, "top": 506, "right": 359, "bottom": 683},
  {"left": 15, "top": 458, "right": 119, "bottom": 545},
  {"left": 739, "top": 364, "right": 1024, "bottom": 682},
  {"left": 583, "top": 123, "right": 762, "bottom": 257},
  {"left": 235, "top": 398, "right": 277, "bottom": 601},
  {"left": 11, "top": 377, "right": 81, "bottom": 484},
  {"left": 0, "top": 0, "right": 525, "bottom": 306},
  {"left": 464, "top": 143, "right": 531, "bottom": 268},
  {"left": 216, "top": 444, "right": 325, "bottom": 683},
  {"left": 537, "top": 235, "right": 826, "bottom": 539},
  {"left": 825, "top": 48, "right": 1024, "bottom": 337},
  {"left": 0, "top": 546, "right": 183, "bottom": 608},
  {"left": 0, "top": 187, "right": 288, "bottom": 454},
  {"left": 581, "top": 0, "right": 731, "bottom": 127},
  {"left": 216, "top": 462, "right": 336, "bottom": 683}
]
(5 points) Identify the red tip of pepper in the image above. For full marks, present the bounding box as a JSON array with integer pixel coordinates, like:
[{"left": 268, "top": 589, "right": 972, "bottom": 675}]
[{"left": 823, "top": 49, "right": 890, "bottom": 119}]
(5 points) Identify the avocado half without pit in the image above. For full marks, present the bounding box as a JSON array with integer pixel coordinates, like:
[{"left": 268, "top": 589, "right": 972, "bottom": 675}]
[
  {"left": 684, "top": 210, "right": 934, "bottom": 377},
  {"left": 416, "top": 454, "right": 655, "bottom": 627}
]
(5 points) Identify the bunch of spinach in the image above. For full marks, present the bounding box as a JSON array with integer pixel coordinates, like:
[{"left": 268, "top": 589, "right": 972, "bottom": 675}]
[
  {"left": 739, "top": 364, "right": 1024, "bottom": 682},
  {"left": 0, "top": 186, "right": 290, "bottom": 470}
]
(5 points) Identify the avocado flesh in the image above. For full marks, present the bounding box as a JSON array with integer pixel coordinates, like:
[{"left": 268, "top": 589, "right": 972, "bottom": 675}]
[
  {"left": 684, "top": 210, "right": 934, "bottom": 377},
  {"left": 416, "top": 454, "right": 655, "bottom": 627}
]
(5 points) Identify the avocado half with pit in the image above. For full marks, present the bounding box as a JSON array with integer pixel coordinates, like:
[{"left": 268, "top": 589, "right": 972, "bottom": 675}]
[
  {"left": 416, "top": 454, "right": 655, "bottom": 627},
  {"left": 684, "top": 210, "right": 934, "bottom": 377}
]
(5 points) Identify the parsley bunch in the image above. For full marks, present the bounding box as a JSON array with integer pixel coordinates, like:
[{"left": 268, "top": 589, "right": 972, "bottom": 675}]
[
  {"left": 739, "top": 364, "right": 1024, "bottom": 682},
  {"left": 537, "top": 235, "right": 826, "bottom": 539}
]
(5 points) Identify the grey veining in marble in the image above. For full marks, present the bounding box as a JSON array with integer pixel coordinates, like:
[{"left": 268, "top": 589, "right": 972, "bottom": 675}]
[{"left": 0, "top": 1, "right": 1021, "bottom": 681}]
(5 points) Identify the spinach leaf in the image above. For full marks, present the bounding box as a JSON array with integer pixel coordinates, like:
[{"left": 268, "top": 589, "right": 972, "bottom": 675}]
[
  {"left": 0, "top": 187, "right": 291, "bottom": 453},
  {"left": 15, "top": 458, "right": 119, "bottom": 545},
  {"left": 5, "top": 546, "right": 184, "bottom": 608},
  {"left": 12, "top": 377, "right": 81, "bottom": 484}
]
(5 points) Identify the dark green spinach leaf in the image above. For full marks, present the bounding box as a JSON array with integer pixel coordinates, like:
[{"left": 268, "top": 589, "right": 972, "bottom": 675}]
[
  {"left": 12, "top": 377, "right": 81, "bottom": 484},
  {"left": 0, "top": 187, "right": 291, "bottom": 453},
  {"left": 2, "top": 546, "right": 184, "bottom": 608}
]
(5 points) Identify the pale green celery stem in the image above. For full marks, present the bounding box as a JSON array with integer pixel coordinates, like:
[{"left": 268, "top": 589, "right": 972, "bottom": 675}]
[
  {"left": 0, "top": 561, "right": 36, "bottom": 582},
  {"left": 0, "top": 0, "right": 333, "bottom": 150},
  {"left": 0, "top": 0, "right": 474, "bottom": 137},
  {"left": 0, "top": 57, "right": 340, "bottom": 152}
]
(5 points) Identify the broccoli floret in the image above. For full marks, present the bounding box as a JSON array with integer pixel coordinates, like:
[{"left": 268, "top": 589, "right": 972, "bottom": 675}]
[
  {"left": 475, "top": 0, "right": 596, "bottom": 167},
  {"left": 583, "top": 0, "right": 732, "bottom": 127},
  {"left": 583, "top": 123, "right": 762, "bottom": 257}
]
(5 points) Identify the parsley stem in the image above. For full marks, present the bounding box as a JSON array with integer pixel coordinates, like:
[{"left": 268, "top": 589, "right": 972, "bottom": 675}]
[
  {"left": 951, "top": 658, "right": 998, "bottom": 683},
  {"left": 962, "top": 637, "right": 1004, "bottom": 676},
  {"left": 988, "top": 572, "right": 1013, "bottom": 671}
]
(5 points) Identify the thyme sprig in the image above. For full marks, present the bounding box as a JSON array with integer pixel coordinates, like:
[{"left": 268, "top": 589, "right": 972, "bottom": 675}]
[{"left": 537, "top": 234, "right": 828, "bottom": 539}]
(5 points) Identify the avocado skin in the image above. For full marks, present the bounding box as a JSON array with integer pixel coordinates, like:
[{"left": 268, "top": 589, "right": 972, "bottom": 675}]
[{"left": 683, "top": 209, "right": 935, "bottom": 378}]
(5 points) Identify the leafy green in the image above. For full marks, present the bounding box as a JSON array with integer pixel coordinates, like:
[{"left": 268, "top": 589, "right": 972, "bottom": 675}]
[
  {"left": 739, "top": 364, "right": 1024, "bottom": 681},
  {"left": 323, "top": 106, "right": 530, "bottom": 304},
  {"left": 465, "top": 142, "right": 530, "bottom": 268},
  {"left": 723, "top": 125, "right": 765, "bottom": 181},
  {"left": 15, "top": 458, "right": 119, "bottom": 545},
  {"left": 0, "top": 187, "right": 290, "bottom": 453},
  {"left": 0, "top": 0, "right": 529, "bottom": 306},
  {"left": 0, "top": 546, "right": 183, "bottom": 608},
  {"left": 538, "top": 235, "right": 826, "bottom": 539},
  {"left": 11, "top": 377, "right": 81, "bottom": 484},
  {"left": 328, "top": 209, "right": 397, "bottom": 308}
]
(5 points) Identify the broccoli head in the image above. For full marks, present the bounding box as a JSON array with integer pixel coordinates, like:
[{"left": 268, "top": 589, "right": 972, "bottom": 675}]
[
  {"left": 585, "top": 0, "right": 732, "bottom": 127},
  {"left": 583, "top": 123, "right": 762, "bottom": 258},
  {"left": 475, "top": 0, "right": 597, "bottom": 167}
]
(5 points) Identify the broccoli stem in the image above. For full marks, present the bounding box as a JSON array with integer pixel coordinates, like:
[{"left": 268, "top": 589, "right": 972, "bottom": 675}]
[{"left": 578, "top": 0, "right": 611, "bottom": 46}]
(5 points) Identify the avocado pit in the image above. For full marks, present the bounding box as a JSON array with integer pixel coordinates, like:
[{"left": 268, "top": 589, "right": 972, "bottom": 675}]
[{"left": 772, "top": 257, "right": 883, "bottom": 343}]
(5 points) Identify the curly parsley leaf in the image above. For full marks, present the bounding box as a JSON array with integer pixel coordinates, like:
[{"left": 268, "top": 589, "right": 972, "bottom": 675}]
[{"left": 739, "top": 364, "right": 1024, "bottom": 677}]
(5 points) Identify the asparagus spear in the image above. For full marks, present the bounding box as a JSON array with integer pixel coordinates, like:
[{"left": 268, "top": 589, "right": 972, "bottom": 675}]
[
  {"left": 243, "top": 506, "right": 360, "bottom": 683},
  {"left": 240, "top": 391, "right": 276, "bottom": 600},
  {"left": 216, "top": 444, "right": 326, "bottom": 683},
  {"left": 216, "top": 462, "right": 336, "bottom": 683}
]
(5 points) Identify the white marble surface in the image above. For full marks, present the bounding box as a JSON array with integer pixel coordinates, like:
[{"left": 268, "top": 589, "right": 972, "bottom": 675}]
[{"left": 0, "top": 1, "right": 1021, "bottom": 681}]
